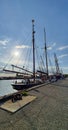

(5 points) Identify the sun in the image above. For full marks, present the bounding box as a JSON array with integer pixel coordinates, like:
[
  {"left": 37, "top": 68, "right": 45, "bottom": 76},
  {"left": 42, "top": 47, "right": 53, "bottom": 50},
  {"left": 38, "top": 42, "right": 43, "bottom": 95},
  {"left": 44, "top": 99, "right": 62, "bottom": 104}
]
[{"left": 14, "top": 51, "right": 19, "bottom": 56}]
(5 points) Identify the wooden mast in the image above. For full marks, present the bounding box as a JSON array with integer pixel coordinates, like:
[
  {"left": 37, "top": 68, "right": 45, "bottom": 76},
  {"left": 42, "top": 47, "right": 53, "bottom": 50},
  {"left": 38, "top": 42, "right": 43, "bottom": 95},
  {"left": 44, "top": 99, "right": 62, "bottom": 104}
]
[
  {"left": 32, "top": 20, "right": 35, "bottom": 81},
  {"left": 44, "top": 28, "right": 48, "bottom": 77},
  {"left": 54, "top": 53, "right": 60, "bottom": 74}
]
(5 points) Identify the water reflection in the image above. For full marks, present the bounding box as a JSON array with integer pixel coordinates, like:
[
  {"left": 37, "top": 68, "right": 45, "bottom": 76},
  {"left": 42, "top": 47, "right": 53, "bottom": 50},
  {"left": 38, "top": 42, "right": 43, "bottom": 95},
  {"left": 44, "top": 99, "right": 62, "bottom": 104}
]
[{"left": 0, "top": 80, "right": 17, "bottom": 96}]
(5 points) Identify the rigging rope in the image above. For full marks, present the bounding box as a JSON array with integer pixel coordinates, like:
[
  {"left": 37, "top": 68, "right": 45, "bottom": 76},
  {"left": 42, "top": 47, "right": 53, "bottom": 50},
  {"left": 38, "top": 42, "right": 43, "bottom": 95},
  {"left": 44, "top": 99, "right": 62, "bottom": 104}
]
[
  {"left": 48, "top": 53, "right": 55, "bottom": 74},
  {"left": 35, "top": 46, "right": 40, "bottom": 70},
  {"left": 3, "top": 56, "right": 14, "bottom": 70},
  {"left": 15, "top": 31, "right": 31, "bottom": 66},
  {"left": 24, "top": 45, "right": 32, "bottom": 70}
]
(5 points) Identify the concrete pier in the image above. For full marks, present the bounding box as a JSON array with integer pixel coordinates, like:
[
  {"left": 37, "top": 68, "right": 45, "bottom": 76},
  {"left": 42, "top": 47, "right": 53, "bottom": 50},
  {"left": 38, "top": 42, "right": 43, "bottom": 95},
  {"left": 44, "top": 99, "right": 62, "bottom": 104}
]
[
  {"left": 0, "top": 95, "right": 36, "bottom": 113},
  {"left": 0, "top": 78, "right": 68, "bottom": 130}
]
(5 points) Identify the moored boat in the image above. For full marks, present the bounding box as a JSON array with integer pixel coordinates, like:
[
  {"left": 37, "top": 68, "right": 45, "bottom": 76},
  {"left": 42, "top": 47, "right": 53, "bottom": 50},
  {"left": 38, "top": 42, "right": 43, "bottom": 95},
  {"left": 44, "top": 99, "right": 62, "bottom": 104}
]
[
  {"left": 11, "top": 20, "right": 43, "bottom": 90},
  {"left": 11, "top": 78, "right": 42, "bottom": 90}
]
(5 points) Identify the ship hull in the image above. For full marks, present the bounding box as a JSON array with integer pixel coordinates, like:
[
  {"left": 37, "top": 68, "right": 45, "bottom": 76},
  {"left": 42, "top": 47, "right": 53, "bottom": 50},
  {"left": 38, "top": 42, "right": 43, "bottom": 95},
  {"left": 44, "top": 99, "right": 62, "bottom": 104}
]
[{"left": 11, "top": 82, "right": 41, "bottom": 90}]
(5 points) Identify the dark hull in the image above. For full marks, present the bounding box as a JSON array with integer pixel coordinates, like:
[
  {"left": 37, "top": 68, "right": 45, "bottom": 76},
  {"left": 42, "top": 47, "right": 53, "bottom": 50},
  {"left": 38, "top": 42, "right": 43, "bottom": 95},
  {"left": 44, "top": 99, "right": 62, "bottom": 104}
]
[{"left": 11, "top": 82, "right": 41, "bottom": 90}]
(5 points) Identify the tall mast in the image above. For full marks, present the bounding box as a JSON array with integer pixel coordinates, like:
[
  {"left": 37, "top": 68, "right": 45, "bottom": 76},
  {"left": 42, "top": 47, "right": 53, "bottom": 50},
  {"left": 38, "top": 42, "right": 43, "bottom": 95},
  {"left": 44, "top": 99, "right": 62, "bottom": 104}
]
[
  {"left": 44, "top": 28, "right": 48, "bottom": 76},
  {"left": 54, "top": 53, "right": 60, "bottom": 74},
  {"left": 32, "top": 20, "right": 35, "bottom": 81}
]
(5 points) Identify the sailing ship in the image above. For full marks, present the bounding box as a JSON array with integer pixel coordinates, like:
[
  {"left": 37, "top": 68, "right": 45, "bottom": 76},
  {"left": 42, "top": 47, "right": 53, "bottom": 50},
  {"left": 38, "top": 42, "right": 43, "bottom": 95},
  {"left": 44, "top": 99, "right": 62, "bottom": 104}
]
[
  {"left": 54, "top": 53, "right": 64, "bottom": 80},
  {"left": 11, "top": 20, "right": 43, "bottom": 90},
  {"left": 3, "top": 20, "right": 64, "bottom": 90},
  {"left": 3, "top": 20, "right": 50, "bottom": 90}
]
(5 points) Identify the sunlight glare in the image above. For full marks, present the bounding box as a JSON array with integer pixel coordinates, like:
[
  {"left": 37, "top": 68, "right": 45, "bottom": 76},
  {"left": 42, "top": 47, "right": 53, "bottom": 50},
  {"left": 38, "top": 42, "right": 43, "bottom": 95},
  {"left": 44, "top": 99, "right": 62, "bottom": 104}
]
[{"left": 14, "top": 51, "right": 19, "bottom": 56}]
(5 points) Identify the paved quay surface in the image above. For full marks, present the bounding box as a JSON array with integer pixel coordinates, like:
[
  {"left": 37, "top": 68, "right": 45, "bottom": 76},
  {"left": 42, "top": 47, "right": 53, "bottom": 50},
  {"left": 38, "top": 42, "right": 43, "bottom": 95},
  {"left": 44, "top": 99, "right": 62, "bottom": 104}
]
[
  {"left": 0, "top": 95, "right": 36, "bottom": 113},
  {"left": 0, "top": 78, "right": 68, "bottom": 130}
]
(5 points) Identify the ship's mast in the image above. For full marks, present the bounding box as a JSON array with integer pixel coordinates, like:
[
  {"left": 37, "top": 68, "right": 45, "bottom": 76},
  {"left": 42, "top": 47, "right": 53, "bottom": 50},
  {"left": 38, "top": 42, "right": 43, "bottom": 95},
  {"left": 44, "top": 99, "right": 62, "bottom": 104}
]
[
  {"left": 44, "top": 28, "right": 48, "bottom": 77},
  {"left": 32, "top": 20, "right": 35, "bottom": 81},
  {"left": 54, "top": 53, "right": 60, "bottom": 74}
]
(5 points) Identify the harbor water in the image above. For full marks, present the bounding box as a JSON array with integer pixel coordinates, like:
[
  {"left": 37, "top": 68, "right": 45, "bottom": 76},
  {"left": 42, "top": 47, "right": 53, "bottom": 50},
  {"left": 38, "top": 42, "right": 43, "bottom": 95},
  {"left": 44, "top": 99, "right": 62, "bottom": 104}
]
[{"left": 0, "top": 80, "right": 17, "bottom": 96}]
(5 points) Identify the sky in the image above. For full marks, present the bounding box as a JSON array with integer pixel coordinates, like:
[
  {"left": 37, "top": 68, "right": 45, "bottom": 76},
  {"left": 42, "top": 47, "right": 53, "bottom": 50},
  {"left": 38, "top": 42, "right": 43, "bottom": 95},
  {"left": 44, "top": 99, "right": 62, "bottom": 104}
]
[{"left": 0, "top": 0, "right": 68, "bottom": 74}]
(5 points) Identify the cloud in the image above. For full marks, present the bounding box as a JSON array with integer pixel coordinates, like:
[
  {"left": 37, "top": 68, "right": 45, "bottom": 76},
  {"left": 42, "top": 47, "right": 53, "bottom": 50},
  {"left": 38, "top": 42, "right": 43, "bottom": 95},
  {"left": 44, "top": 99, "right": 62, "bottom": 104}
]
[
  {"left": 48, "top": 46, "right": 52, "bottom": 50},
  {"left": 48, "top": 42, "right": 56, "bottom": 50},
  {"left": 16, "top": 45, "right": 31, "bottom": 49},
  {"left": 3, "top": 46, "right": 7, "bottom": 49},
  {"left": 58, "top": 45, "right": 68, "bottom": 50},
  {"left": 52, "top": 42, "right": 56, "bottom": 47},
  {"left": 58, "top": 54, "right": 68, "bottom": 59},
  {"left": 0, "top": 39, "right": 10, "bottom": 46},
  {"left": 62, "top": 67, "right": 68, "bottom": 70},
  {"left": 61, "top": 66, "right": 68, "bottom": 74}
]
